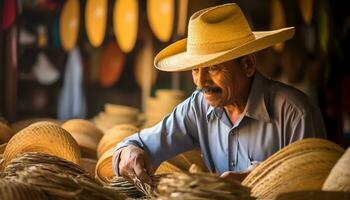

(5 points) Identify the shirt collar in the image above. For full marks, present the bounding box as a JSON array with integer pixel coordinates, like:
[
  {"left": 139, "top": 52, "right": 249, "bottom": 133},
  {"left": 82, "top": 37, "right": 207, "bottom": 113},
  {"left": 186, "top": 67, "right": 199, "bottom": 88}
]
[{"left": 206, "top": 72, "right": 270, "bottom": 123}]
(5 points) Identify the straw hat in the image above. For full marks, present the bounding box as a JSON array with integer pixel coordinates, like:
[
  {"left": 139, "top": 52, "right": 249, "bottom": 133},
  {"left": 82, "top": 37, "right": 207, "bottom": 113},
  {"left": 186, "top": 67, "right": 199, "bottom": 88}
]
[
  {"left": 114, "top": 0, "right": 139, "bottom": 53},
  {"left": 0, "top": 122, "right": 13, "bottom": 144},
  {"left": 0, "top": 179, "right": 48, "bottom": 200},
  {"left": 154, "top": 3, "right": 295, "bottom": 72},
  {"left": 59, "top": 0, "right": 79, "bottom": 51},
  {"left": 61, "top": 119, "right": 103, "bottom": 150},
  {"left": 323, "top": 147, "right": 350, "bottom": 192},
  {"left": 243, "top": 138, "right": 345, "bottom": 188},
  {"left": 85, "top": 0, "right": 107, "bottom": 47},
  {"left": 99, "top": 42, "right": 126, "bottom": 87},
  {"left": 147, "top": 0, "right": 175, "bottom": 42},
  {"left": 97, "top": 124, "right": 139, "bottom": 158},
  {"left": 10, "top": 118, "right": 62, "bottom": 133},
  {"left": 80, "top": 157, "right": 97, "bottom": 178},
  {"left": 3, "top": 121, "right": 81, "bottom": 165},
  {"left": 155, "top": 161, "right": 182, "bottom": 174},
  {"left": 95, "top": 148, "right": 115, "bottom": 184},
  {"left": 275, "top": 190, "right": 350, "bottom": 200}
]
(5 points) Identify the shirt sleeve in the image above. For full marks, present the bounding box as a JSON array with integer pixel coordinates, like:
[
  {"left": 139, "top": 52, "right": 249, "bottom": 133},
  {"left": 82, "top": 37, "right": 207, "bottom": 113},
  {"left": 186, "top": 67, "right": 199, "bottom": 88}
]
[{"left": 113, "top": 92, "right": 201, "bottom": 173}]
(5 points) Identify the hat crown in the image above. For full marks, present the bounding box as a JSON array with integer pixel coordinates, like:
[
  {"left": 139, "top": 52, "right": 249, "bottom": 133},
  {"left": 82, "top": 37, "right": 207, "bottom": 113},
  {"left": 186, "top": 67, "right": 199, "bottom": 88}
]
[{"left": 187, "top": 3, "right": 255, "bottom": 55}]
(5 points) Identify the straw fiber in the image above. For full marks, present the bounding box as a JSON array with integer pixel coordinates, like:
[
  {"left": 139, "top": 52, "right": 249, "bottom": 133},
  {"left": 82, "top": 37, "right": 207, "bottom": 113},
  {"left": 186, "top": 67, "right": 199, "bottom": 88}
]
[
  {"left": 0, "top": 122, "right": 13, "bottom": 143},
  {"left": 80, "top": 157, "right": 97, "bottom": 178},
  {"left": 3, "top": 121, "right": 81, "bottom": 165},
  {"left": 243, "top": 138, "right": 344, "bottom": 188},
  {"left": 155, "top": 172, "right": 253, "bottom": 200},
  {"left": 0, "top": 179, "right": 48, "bottom": 200},
  {"left": 323, "top": 147, "right": 350, "bottom": 192},
  {"left": 97, "top": 124, "right": 139, "bottom": 158},
  {"left": 2, "top": 152, "right": 124, "bottom": 200},
  {"left": 96, "top": 148, "right": 115, "bottom": 184},
  {"left": 248, "top": 150, "right": 343, "bottom": 199},
  {"left": 274, "top": 190, "right": 350, "bottom": 200}
]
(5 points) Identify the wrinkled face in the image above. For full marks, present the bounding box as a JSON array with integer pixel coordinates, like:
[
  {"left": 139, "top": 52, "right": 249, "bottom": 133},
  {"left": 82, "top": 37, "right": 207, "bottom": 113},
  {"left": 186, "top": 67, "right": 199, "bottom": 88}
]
[{"left": 192, "top": 57, "right": 255, "bottom": 107}]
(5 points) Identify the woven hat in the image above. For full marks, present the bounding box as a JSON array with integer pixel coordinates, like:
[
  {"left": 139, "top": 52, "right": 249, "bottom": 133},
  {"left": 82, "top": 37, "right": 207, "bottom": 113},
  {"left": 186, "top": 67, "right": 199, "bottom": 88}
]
[
  {"left": 85, "top": 0, "right": 107, "bottom": 47},
  {"left": 95, "top": 148, "right": 115, "bottom": 184},
  {"left": 10, "top": 118, "right": 62, "bottom": 133},
  {"left": 114, "top": 0, "right": 139, "bottom": 53},
  {"left": 323, "top": 147, "right": 350, "bottom": 192},
  {"left": 3, "top": 121, "right": 81, "bottom": 165},
  {"left": 99, "top": 42, "right": 126, "bottom": 87},
  {"left": 147, "top": 0, "right": 175, "bottom": 42},
  {"left": 242, "top": 138, "right": 345, "bottom": 199},
  {"left": 59, "top": 0, "right": 80, "bottom": 51},
  {"left": 0, "top": 179, "right": 48, "bottom": 200},
  {"left": 154, "top": 3, "right": 295, "bottom": 72},
  {"left": 0, "top": 122, "right": 13, "bottom": 144},
  {"left": 97, "top": 124, "right": 139, "bottom": 158},
  {"left": 275, "top": 190, "right": 350, "bottom": 200},
  {"left": 80, "top": 157, "right": 97, "bottom": 178}
]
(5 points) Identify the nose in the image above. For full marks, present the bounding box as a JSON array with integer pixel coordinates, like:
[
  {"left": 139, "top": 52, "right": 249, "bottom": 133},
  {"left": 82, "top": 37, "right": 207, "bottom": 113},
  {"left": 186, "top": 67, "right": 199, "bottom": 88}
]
[{"left": 194, "top": 68, "right": 209, "bottom": 88}]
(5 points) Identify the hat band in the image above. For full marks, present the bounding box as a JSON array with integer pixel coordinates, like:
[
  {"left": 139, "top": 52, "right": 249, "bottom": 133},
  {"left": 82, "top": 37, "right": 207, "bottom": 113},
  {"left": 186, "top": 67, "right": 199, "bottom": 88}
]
[{"left": 187, "top": 33, "right": 255, "bottom": 55}]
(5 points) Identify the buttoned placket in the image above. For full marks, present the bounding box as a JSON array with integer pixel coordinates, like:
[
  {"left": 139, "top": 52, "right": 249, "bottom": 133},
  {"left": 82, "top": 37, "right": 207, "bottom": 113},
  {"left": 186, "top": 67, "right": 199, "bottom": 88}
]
[{"left": 228, "top": 128, "right": 238, "bottom": 171}]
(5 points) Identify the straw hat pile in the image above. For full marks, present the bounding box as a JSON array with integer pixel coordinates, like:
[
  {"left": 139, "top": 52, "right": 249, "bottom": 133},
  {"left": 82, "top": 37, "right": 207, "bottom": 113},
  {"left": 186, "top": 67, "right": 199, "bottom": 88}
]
[
  {"left": 3, "top": 121, "right": 81, "bottom": 165},
  {"left": 242, "top": 138, "right": 345, "bottom": 199},
  {"left": 61, "top": 119, "right": 104, "bottom": 159},
  {"left": 0, "top": 179, "right": 48, "bottom": 200},
  {"left": 93, "top": 104, "right": 142, "bottom": 133},
  {"left": 0, "top": 121, "right": 13, "bottom": 144},
  {"left": 323, "top": 147, "right": 350, "bottom": 192},
  {"left": 1, "top": 152, "right": 124, "bottom": 200},
  {"left": 144, "top": 89, "right": 185, "bottom": 128},
  {"left": 155, "top": 172, "right": 253, "bottom": 200},
  {"left": 95, "top": 124, "right": 139, "bottom": 184}
]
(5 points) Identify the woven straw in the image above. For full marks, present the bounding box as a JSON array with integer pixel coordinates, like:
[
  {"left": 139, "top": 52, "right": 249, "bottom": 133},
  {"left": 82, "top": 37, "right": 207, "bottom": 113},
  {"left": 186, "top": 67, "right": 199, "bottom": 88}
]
[
  {"left": 2, "top": 152, "right": 124, "bottom": 200},
  {"left": 97, "top": 124, "right": 139, "bottom": 158},
  {"left": 81, "top": 157, "right": 97, "bottom": 178},
  {"left": 274, "top": 190, "right": 350, "bottom": 200},
  {"left": 96, "top": 148, "right": 115, "bottom": 184},
  {"left": 323, "top": 147, "right": 350, "bottom": 192},
  {"left": 0, "top": 122, "right": 13, "bottom": 143},
  {"left": 155, "top": 172, "right": 253, "bottom": 200},
  {"left": 3, "top": 121, "right": 81, "bottom": 165},
  {"left": 61, "top": 119, "right": 103, "bottom": 149},
  {"left": 243, "top": 138, "right": 344, "bottom": 188},
  {"left": 248, "top": 150, "right": 343, "bottom": 199},
  {"left": 155, "top": 161, "right": 182, "bottom": 174},
  {"left": 167, "top": 149, "right": 207, "bottom": 172},
  {"left": 105, "top": 104, "right": 139, "bottom": 116},
  {"left": 0, "top": 179, "right": 48, "bottom": 200}
]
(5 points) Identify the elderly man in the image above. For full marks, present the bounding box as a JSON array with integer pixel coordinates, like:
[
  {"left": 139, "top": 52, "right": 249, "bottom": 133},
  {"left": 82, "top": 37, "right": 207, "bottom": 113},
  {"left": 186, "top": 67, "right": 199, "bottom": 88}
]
[{"left": 112, "top": 3, "right": 326, "bottom": 183}]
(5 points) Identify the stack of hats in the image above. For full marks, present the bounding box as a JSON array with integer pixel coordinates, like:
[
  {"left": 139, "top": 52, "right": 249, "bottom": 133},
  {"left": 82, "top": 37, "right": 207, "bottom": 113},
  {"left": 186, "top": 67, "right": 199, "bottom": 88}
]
[
  {"left": 242, "top": 138, "right": 345, "bottom": 199},
  {"left": 95, "top": 124, "right": 139, "bottom": 184},
  {"left": 93, "top": 104, "right": 142, "bottom": 133},
  {"left": 144, "top": 89, "right": 185, "bottom": 128}
]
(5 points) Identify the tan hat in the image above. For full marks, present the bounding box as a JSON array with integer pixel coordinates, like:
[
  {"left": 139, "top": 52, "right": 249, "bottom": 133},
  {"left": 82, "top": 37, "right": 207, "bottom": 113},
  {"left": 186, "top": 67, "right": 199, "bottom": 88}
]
[
  {"left": 154, "top": 3, "right": 295, "bottom": 72},
  {"left": 113, "top": 0, "right": 138, "bottom": 53},
  {"left": 59, "top": 0, "right": 80, "bottom": 51},
  {"left": 3, "top": 121, "right": 81, "bottom": 165}
]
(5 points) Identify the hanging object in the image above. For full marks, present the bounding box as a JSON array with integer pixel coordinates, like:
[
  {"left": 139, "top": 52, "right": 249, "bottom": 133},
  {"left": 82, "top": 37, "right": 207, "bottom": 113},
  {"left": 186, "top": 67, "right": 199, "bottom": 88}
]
[
  {"left": 32, "top": 53, "right": 60, "bottom": 85},
  {"left": 318, "top": 0, "right": 329, "bottom": 53},
  {"left": 85, "top": 0, "right": 107, "bottom": 47},
  {"left": 270, "top": 0, "right": 286, "bottom": 52},
  {"left": 1, "top": 0, "right": 16, "bottom": 30},
  {"left": 299, "top": 0, "right": 313, "bottom": 25},
  {"left": 19, "top": 28, "right": 36, "bottom": 45},
  {"left": 147, "top": 0, "right": 175, "bottom": 42},
  {"left": 99, "top": 42, "right": 126, "bottom": 87},
  {"left": 176, "top": 0, "right": 189, "bottom": 37},
  {"left": 59, "top": 0, "right": 80, "bottom": 51},
  {"left": 37, "top": 25, "right": 48, "bottom": 47},
  {"left": 114, "top": 0, "right": 138, "bottom": 53}
]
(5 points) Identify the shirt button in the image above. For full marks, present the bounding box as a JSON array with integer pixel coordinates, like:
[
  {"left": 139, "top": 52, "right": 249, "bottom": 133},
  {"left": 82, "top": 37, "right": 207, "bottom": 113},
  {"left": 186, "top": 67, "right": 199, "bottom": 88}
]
[{"left": 231, "top": 161, "right": 236, "bottom": 167}]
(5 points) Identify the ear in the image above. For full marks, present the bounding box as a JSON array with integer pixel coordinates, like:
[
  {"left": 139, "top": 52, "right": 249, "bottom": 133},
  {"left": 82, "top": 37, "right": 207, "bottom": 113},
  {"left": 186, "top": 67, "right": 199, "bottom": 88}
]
[{"left": 241, "top": 54, "right": 256, "bottom": 77}]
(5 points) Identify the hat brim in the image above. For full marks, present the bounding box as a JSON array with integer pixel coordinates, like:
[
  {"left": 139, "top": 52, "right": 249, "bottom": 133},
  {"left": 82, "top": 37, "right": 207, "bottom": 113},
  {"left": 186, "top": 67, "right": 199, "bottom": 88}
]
[{"left": 154, "top": 27, "right": 295, "bottom": 72}]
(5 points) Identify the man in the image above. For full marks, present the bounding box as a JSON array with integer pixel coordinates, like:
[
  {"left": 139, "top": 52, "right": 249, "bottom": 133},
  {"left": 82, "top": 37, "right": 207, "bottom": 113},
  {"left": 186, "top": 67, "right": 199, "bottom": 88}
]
[{"left": 112, "top": 3, "right": 326, "bottom": 183}]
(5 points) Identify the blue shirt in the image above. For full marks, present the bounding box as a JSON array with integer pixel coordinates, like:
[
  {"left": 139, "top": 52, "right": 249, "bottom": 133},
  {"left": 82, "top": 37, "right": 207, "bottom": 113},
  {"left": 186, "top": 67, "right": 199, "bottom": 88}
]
[{"left": 114, "top": 72, "right": 326, "bottom": 174}]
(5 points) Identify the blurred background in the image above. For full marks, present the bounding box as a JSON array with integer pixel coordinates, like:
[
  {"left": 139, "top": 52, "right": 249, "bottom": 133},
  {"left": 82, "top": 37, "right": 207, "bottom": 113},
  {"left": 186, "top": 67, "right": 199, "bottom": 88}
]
[{"left": 0, "top": 0, "right": 349, "bottom": 147}]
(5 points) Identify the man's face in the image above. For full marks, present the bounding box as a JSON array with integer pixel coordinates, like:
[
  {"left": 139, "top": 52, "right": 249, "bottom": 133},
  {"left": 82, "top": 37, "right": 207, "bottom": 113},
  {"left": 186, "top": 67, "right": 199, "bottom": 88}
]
[{"left": 192, "top": 59, "right": 254, "bottom": 107}]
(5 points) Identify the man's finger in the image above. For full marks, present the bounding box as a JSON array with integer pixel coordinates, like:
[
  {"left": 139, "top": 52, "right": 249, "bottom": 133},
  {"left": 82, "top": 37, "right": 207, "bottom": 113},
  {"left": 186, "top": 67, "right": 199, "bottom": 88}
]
[{"left": 134, "top": 162, "right": 151, "bottom": 184}]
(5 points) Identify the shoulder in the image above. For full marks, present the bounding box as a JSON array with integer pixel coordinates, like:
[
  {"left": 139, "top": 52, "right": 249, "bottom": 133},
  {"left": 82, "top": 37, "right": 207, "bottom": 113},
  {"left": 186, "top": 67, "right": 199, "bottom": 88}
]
[{"left": 266, "top": 78, "right": 318, "bottom": 117}]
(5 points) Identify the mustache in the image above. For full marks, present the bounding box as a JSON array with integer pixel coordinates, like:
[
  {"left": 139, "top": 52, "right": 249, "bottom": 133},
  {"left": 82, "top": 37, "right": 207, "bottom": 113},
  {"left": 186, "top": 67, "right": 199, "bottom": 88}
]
[{"left": 196, "top": 87, "right": 221, "bottom": 94}]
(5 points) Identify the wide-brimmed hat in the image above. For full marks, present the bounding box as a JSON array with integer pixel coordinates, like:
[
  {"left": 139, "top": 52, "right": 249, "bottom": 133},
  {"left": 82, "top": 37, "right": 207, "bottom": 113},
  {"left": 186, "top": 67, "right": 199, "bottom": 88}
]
[{"left": 154, "top": 3, "right": 295, "bottom": 72}]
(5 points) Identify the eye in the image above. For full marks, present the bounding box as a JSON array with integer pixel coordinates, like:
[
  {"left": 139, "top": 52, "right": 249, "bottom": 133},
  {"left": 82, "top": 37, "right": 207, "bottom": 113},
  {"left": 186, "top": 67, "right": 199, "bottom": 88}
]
[
  {"left": 208, "top": 65, "right": 221, "bottom": 73},
  {"left": 192, "top": 68, "right": 199, "bottom": 73}
]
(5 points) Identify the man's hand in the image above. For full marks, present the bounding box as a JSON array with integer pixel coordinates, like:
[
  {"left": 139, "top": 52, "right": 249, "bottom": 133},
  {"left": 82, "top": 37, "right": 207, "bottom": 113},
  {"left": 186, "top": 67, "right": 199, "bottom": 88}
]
[
  {"left": 220, "top": 170, "right": 250, "bottom": 182},
  {"left": 118, "top": 145, "right": 154, "bottom": 184}
]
